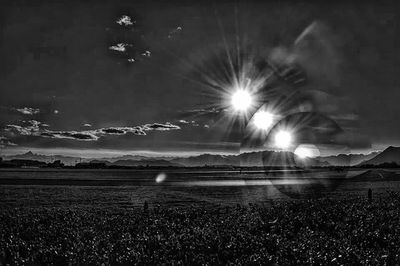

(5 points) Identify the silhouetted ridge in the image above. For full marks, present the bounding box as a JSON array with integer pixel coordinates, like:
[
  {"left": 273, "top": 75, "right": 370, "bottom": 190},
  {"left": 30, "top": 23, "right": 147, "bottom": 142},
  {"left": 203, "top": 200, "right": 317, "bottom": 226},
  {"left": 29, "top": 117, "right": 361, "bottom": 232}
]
[{"left": 360, "top": 146, "right": 400, "bottom": 165}]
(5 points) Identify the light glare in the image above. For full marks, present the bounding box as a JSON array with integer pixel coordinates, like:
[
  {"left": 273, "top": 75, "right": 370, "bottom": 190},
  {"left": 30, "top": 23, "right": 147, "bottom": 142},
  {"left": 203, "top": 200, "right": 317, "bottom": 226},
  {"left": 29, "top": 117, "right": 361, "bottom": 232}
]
[
  {"left": 231, "top": 90, "right": 252, "bottom": 111},
  {"left": 294, "top": 144, "right": 320, "bottom": 159},
  {"left": 155, "top": 172, "right": 167, "bottom": 183},
  {"left": 274, "top": 130, "right": 292, "bottom": 149},
  {"left": 253, "top": 111, "right": 274, "bottom": 130}
]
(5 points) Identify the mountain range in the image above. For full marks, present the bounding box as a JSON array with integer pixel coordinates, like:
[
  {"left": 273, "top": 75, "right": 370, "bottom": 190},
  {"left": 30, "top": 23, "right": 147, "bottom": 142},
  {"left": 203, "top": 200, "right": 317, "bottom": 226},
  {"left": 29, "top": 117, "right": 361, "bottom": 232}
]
[
  {"left": 360, "top": 146, "right": 400, "bottom": 165},
  {"left": 316, "top": 152, "right": 380, "bottom": 166},
  {"left": 1, "top": 151, "right": 81, "bottom": 165},
  {"left": 2, "top": 146, "right": 400, "bottom": 167}
]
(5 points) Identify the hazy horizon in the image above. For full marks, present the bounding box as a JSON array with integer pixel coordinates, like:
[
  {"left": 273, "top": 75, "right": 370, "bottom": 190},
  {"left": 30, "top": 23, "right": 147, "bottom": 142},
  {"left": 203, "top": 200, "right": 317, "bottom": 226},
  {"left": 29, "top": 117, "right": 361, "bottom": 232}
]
[{"left": 0, "top": 145, "right": 387, "bottom": 159}]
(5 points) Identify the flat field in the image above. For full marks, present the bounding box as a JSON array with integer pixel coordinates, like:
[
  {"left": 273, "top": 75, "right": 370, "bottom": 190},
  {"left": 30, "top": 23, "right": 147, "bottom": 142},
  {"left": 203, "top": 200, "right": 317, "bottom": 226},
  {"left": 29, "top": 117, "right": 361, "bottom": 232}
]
[
  {"left": 0, "top": 168, "right": 399, "bottom": 208},
  {"left": 1, "top": 168, "right": 400, "bottom": 264}
]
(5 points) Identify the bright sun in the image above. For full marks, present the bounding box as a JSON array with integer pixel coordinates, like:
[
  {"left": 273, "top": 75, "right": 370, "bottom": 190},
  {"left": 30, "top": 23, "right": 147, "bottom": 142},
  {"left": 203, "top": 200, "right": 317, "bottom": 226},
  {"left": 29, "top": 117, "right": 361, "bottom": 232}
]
[
  {"left": 274, "top": 130, "right": 292, "bottom": 149},
  {"left": 231, "top": 90, "right": 252, "bottom": 111},
  {"left": 253, "top": 110, "right": 274, "bottom": 130}
]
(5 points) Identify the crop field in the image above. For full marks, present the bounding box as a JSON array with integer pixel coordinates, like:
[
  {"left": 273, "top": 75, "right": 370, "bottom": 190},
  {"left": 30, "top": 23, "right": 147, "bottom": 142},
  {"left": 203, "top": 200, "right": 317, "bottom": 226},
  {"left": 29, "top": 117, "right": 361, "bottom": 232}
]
[{"left": 1, "top": 168, "right": 400, "bottom": 264}]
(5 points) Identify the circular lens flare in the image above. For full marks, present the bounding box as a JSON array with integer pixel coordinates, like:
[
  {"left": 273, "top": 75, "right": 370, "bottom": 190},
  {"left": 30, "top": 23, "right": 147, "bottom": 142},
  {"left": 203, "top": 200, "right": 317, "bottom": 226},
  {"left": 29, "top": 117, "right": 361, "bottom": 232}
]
[
  {"left": 155, "top": 172, "right": 167, "bottom": 183},
  {"left": 294, "top": 144, "right": 320, "bottom": 159},
  {"left": 231, "top": 90, "right": 252, "bottom": 111},
  {"left": 274, "top": 130, "right": 292, "bottom": 149},
  {"left": 253, "top": 111, "right": 274, "bottom": 130}
]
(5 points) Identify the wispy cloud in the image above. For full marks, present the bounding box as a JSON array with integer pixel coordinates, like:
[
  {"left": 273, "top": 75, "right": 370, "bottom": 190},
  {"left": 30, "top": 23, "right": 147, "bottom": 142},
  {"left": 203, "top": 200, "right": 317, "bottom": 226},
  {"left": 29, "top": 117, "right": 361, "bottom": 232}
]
[
  {"left": 0, "top": 136, "right": 17, "bottom": 148},
  {"left": 4, "top": 121, "right": 180, "bottom": 141},
  {"left": 178, "top": 120, "right": 189, "bottom": 124},
  {"left": 180, "top": 107, "right": 222, "bottom": 117},
  {"left": 40, "top": 131, "right": 99, "bottom": 141}
]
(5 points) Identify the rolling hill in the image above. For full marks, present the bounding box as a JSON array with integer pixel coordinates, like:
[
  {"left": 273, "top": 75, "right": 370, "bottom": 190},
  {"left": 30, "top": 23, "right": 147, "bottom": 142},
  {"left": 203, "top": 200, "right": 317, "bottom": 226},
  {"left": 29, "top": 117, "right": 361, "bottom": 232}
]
[
  {"left": 317, "top": 151, "right": 379, "bottom": 166},
  {"left": 360, "top": 146, "right": 400, "bottom": 165}
]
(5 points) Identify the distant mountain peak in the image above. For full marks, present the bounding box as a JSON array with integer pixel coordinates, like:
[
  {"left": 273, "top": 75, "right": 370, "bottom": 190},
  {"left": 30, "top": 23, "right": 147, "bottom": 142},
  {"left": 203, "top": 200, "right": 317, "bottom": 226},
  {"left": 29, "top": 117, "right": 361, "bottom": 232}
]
[{"left": 360, "top": 146, "right": 400, "bottom": 165}]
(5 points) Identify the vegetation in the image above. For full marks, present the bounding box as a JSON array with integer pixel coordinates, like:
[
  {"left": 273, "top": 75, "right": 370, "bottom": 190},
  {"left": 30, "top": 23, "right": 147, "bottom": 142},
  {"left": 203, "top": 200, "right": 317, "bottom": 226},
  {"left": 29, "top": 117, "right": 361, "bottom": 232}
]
[{"left": 1, "top": 194, "right": 400, "bottom": 265}]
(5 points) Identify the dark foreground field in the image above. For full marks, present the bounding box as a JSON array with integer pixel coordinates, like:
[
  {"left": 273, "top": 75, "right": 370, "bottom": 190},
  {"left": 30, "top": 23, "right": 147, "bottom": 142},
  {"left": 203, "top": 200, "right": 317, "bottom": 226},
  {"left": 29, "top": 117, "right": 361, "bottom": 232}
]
[
  {"left": 1, "top": 194, "right": 400, "bottom": 265},
  {"left": 1, "top": 169, "right": 400, "bottom": 265}
]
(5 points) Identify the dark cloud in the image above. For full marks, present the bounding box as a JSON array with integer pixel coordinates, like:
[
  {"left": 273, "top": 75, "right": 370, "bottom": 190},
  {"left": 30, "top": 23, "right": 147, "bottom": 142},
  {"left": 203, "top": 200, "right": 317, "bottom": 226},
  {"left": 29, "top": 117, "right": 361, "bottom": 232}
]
[
  {"left": 0, "top": 136, "right": 17, "bottom": 148},
  {"left": 143, "top": 123, "right": 180, "bottom": 131},
  {"left": 101, "top": 128, "right": 126, "bottom": 135},
  {"left": 41, "top": 131, "right": 99, "bottom": 141}
]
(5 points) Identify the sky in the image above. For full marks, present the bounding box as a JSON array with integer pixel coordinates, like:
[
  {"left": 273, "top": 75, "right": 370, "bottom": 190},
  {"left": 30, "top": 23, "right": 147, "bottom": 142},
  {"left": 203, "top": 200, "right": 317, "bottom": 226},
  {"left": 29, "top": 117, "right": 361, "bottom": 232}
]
[{"left": 0, "top": 0, "right": 399, "bottom": 157}]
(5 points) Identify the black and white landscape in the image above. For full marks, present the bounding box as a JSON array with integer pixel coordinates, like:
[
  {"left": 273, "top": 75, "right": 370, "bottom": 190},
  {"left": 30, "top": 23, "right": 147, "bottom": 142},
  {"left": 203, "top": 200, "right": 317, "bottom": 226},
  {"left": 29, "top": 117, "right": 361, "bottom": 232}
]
[{"left": 1, "top": 0, "right": 400, "bottom": 264}]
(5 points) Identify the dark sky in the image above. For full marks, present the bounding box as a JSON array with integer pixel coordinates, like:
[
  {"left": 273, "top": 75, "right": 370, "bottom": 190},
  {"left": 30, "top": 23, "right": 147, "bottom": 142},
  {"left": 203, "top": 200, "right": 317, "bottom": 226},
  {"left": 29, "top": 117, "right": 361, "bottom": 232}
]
[{"left": 0, "top": 0, "right": 399, "bottom": 156}]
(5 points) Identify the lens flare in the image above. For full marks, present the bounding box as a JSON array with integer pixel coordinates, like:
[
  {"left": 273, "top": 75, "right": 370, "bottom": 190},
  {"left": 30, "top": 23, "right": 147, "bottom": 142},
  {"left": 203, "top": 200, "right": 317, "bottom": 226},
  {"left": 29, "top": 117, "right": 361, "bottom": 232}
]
[
  {"left": 231, "top": 90, "right": 253, "bottom": 111},
  {"left": 274, "top": 130, "right": 292, "bottom": 149},
  {"left": 253, "top": 110, "right": 274, "bottom": 130},
  {"left": 294, "top": 144, "right": 320, "bottom": 159},
  {"left": 155, "top": 172, "right": 167, "bottom": 183}
]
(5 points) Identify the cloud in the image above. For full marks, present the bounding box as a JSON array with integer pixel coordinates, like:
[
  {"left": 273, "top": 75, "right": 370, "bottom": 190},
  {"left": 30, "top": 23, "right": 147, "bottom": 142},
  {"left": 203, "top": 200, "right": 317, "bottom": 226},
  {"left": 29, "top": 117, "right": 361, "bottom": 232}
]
[
  {"left": 178, "top": 119, "right": 189, "bottom": 124},
  {"left": 3, "top": 121, "right": 180, "bottom": 141},
  {"left": 181, "top": 108, "right": 221, "bottom": 116},
  {"left": 178, "top": 108, "right": 223, "bottom": 128},
  {"left": 143, "top": 123, "right": 180, "bottom": 131},
  {"left": 101, "top": 127, "right": 126, "bottom": 135},
  {"left": 5, "top": 120, "right": 43, "bottom": 135},
  {"left": 141, "top": 50, "right": 151, "bottom": 57},
  {"left": 41, "top": 131, "right": 99, "bottom": 141},
  {"left": 116, "top": 15, "right": 134, "bottom": 26},
  {"left": 83, "top": 123, "right": 92, "bottom": 127},
  {"left": 98, "top": 126, "right": 146, "bottom": 136},
  {"left": 15, "top": 107, "right": 40, "bottom": 115},
  {"left": 167, "top": 26, "right": 183, "bottom": 39},
  {"left": 109, "top": 43, "right": 132, "bottom": 52},
  {"left": 0, "top": 136, "right": 17, "bottom": 148}
]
